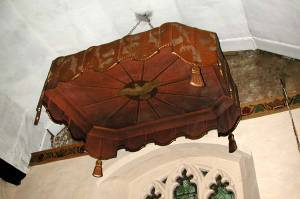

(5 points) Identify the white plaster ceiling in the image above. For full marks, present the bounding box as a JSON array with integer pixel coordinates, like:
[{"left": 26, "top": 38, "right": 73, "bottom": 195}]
[{"left": 0, "top": 0, "right": 299, "bottom": 133}]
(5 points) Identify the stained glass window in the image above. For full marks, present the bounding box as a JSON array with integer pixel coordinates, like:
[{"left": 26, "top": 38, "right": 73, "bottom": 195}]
[
  {"left": 145, "top": 187, "right": 161, "bottom": 199},
  {"left": 209, "top": 175, "right": 234, "bottom": 199},
  {"left": 145, "top": 168, "right": 236, "bottom": 199},
  {"left": 173, "top": 169, "right": 197, "bottom": 199}
]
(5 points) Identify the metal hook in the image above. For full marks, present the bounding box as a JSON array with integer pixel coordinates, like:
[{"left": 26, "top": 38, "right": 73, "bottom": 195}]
[{"left": 127, "top": 11, "right": 154, "bottom": 35}]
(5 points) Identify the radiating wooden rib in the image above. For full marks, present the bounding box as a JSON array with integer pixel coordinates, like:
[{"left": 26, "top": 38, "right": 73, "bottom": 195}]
[
  {"left": 119, "top": 63, "right": 135, "bottom": 82},
  {"left": 104, "top": 99, "right": 131, "bottom": 124},
  {"left": 157, "top": 77, "right": 188, "bottom": 87},
  {"left": 140, "top": 60, "right": 145, "bottom": 81},
  {"left": 157, "top": 92, "right": 206, "bottom": 99},
  {"left": 153, "top": 96, "right": 186, "bottom": 113},
  {"left": 82, "top": 96, "right": 122, "bottom": 108},
  {"left": 67, "top": 84, "right": 122, "bottom": 90},
  {"left": 102, "top": 72, "right": 127, "bottom": 85},
  {"left": 151, "top": 57, "right": 179, "bottom": 81},
  {"left": 136, "top": 100, "right": 141, "bottom": 123},
  {"left": 146, "top": 100, "right": 160, "bottom": 119}
]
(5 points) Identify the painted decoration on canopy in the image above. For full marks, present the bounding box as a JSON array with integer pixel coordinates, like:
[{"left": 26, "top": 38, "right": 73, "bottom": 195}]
[{"left": 35, "top": 22, "right": 240, "bottom": 170}]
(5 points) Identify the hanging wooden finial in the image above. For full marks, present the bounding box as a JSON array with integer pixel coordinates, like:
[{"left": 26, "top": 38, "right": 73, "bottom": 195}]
[
  {"left": 92, "top": 160, "right": 103, "bottom": 177},
  {"left": 190, "top": 67, "right": 204, "bottom": 87},
  {"left": 228, "top": 133, "right": 237, "bottom": 153}
]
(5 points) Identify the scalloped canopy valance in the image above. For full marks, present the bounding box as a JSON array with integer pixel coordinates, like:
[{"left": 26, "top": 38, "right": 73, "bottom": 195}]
[{"left": 35, "top": 22, "right": 240, "bottom": 176}]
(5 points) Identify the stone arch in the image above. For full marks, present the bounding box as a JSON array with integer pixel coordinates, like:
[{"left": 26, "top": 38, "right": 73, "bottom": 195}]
[{"left": 92, "top": 143, "right": 260, "bottom": 199}]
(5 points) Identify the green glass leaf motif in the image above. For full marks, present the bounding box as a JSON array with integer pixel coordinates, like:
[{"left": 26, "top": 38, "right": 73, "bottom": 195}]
[
  {"left": 174, "top": 169, "right": 197, "bottom": 199},
  {"left": 209, "top": 175, "right": 234, "bottom": 199}
]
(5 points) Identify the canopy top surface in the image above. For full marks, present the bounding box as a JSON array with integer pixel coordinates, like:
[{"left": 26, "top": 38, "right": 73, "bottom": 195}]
[{"left": 37, "top": 22, "right": 240, "bottom": 159}]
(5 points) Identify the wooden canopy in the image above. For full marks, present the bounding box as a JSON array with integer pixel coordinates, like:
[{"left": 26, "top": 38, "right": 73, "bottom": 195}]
[{"left": 35, "top": 22, "right": 240, "bottom": 162}]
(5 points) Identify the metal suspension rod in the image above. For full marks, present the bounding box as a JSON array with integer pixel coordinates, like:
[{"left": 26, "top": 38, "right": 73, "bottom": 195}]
[{"left": 280, "top": 79, "right": 300, "bottom": 152}]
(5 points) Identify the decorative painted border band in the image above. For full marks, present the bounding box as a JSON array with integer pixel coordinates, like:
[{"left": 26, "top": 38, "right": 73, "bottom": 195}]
[
  {"left": 29, "top": 143, "right": 86, "bottom": 166},
  {"left": 30, "top": 94, "right": 300, "bottom": 166},
  {"left": 241, "top": 94, "right": 300, "bottom": 119}
]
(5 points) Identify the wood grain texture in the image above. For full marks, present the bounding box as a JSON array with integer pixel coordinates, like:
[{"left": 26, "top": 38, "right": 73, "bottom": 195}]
[{"left": 41, "top": 22, "right": 240, "bottom": 160}]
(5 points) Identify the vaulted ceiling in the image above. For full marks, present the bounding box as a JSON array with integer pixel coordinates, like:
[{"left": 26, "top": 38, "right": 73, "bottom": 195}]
[{"left": 0, "top": 0, "right": 299, "bottom": 130}]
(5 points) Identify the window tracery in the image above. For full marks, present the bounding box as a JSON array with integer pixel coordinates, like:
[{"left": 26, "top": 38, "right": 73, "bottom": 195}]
[
  {"left": 209, "top": 175, "right": 234, "bottom": 199},
  {"left": 144, "top": 165, "right": 235, "bottom": 199},
  {"left": 146, "top": 187, "right": 162, "bottom": 199},
  {"left": 174, "top": 169, "right": 197, "bottom": 199}
]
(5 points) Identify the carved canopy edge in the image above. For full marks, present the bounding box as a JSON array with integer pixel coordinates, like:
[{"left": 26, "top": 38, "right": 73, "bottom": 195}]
[
  {"left": 35, "top": 22, "right": 241, "bottom": 161},
  {"left": 46, "top": 22, "right": 218, "bottom": 90},
  {"left": 30, "top": 93, "right": 300, "bottom": 166}
]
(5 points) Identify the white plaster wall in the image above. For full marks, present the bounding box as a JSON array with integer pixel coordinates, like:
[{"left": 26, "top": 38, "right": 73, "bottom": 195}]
[
  {"left": 242, "top": 0, "right": 300, "bottom": 58},
  {"left": 242, "top": 0, "right": 300, "bottom": 45},
  {"left": 13, "top": 108, "right": 300, "bottom": 199},
  {"left": 0, "top": 93, "right": 44, "bottom": 173},
  {"left": 0, "top": 0, "right": 56, "bottom": 113},
  {"left": 0, "top": 179, "right": 17, "bottom": 199}
]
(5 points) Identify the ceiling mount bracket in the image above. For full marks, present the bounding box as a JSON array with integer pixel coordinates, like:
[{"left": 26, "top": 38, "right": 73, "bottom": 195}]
[{"left": 127, "top": 11, "right": 154, "bottom": 35}]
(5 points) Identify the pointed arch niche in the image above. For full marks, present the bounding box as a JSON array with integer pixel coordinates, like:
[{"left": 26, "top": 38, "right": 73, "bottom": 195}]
[{"left": 94, "top": 143, "right": 260, "bottom": 199}]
